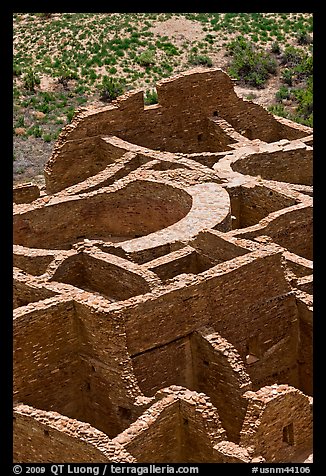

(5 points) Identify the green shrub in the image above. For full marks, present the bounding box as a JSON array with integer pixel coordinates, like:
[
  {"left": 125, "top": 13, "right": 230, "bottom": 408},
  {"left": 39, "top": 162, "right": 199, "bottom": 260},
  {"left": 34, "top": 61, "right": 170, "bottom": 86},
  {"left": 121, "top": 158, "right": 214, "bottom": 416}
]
[
  {"left": 156, "top": 37, "right": 179, "bottom": 56},
  {"left": 189, "top": 54, "right": 213, "bottom": 67},
  {"left": 27, "top": 124, "right": 42, "bottom": 138},
  {"left": 294, "top": 55, "right": 313, "bottom": 79},
  {"left": 23, "top": 68, "right": 40, "bottom": 91},
  {"left": 88, "top": 69, "right": 97, "bottom": 80},
  {"left": 136, "top": 50, "right": 155, "bottom": 67},
  {"left": 226, "top": 36, "right": 277, "bottom": 88},
  {"left": 144, "top": 89, "right": 158, "bottom": 105},
  {"left": 204, "top": 34, "right": 215, "bottom": 44},
  {"left": 161, "top": 62, "right": 173, "bottom": 72},
  {"left": 104, "top": 56, "right": 117, "bottom": 65},
  {"left": 268, "top": 104, "right": 287, "bottom": 118},
  {"left": 296, "top": 31, "right": 313, "bottom": 45},
  {"left": 271, "top": 41, "right": 281, "bottom": 54},
  {"left": 14, "top": 115, "right": 25, "bottom": 128},
  {"left": 276, "top": 85, "right": 292, "bottom": 102},
  {"left": 281, "top": 46, "right": 303, "bottom": 67},
  {"left": 293, "top": 77, "right": 313, "bottom": 121},
  {"left": 246, "top": 93, "right": 257, "bottom": 100},
  {"left": 35, "top": 13, "right": 52, "bottom": 20},
  {"left": 282, "top": 69, "right": 293, "bottom": 86},
  {"left": 66, "top": 108, "right": 75, "bottom": 123},
  {"left": 13, "top": 64, "right": 22, "bottom": 76},
  {"left": 99, "top": 76, "right": 125, "bottom": 102},
  {"left": 40, "top": 91, "right": 56, "bottom": 103},
  {"left": 37, "top": 102, "right": 51, "bottom": 113},
  {"left": 43, "top": 133, "right": 52, "bottom": 142}
]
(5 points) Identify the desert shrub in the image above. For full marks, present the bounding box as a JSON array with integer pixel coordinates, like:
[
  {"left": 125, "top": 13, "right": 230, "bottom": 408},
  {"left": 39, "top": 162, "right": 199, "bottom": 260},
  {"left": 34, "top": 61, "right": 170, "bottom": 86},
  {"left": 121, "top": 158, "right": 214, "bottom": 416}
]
[
  {"left": 282, "top": 69, "right": 293, "bottom": 86},
  {"left": 55, "top": 63, "right": 78, "bottom": 88},
  {"left": 268, "top": 104, "right": 287, "bottom": 118},
  {"left": 43, "top": 133, "right": 52, "bottom": 142},
  {"left": 246, "top": 93, "right": 257, "bottom": 100},
  {"left": 188, "top": 54, "right": 213, "bottom": 67},
  {"left": 99, "top": 76, "right": 125, "bottom": 102},
  {"left": 282, "top": 51, "right": 312, "bottom": 86},
  {"left": 226, "top": 36, "right": 277, "bottom": 88},
  {"left": 293, "top": 77, "right": 313, "bottom": 122},
  {"left": 281, "top": 45, "right": 303, "bottom": 67},
  {"left": 27, "top": 124, "right": 42, "bottom": 138},
  {"left": 13, "top": 64, "right": 22, "bottom": 76},
  {"left": 136, "top": 49, "right": 155, "bottom": 67},
  {"left": 14, "top": 115, "right": 25, "bottom": 128},
  {"left": 276, "top": 85, "right": 292, "bottom": 102},
  {"left": 156, "top": 40, "right": 179, "bottom": 56},
  {"left": 35, "top": 13, "right": 52, "bottom": 20},
  {"left": 23, "top": 68, "right": 40, "bottom": 91},
  {"left": 271, "top": 41, "right": 281, "bottom": 54},
  {"left": 204, "top": 34, "right": 215, "bottom": 44},
  {"left": 294, "top": 54, "right": 313, "bottom": 79},
  {"left": 296, "top": 31, "right": 313, "bottom": 45},
  {"left": 144, "top": 89, "right": 158, "bottom": 105},
  {"left": 66, "top": 107, "right": 76, "bottom": 123}
]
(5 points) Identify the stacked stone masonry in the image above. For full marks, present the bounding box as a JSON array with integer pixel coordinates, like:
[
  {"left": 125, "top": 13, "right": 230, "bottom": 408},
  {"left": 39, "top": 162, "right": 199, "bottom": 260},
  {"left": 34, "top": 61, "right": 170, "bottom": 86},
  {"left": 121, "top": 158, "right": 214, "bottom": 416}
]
[{"left": 13, "top": 68, "right": 313, "bottom": 463}]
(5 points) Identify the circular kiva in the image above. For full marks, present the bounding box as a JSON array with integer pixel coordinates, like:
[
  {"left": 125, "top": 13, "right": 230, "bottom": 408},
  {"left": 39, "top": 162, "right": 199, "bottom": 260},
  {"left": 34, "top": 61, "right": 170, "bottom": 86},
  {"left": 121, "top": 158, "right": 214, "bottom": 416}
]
[
  {"left": 13, "top": 179, "right": 231, "bottom": 251},
  {"left": 230, "top": 146, "right": 312, "bottom": 186}
]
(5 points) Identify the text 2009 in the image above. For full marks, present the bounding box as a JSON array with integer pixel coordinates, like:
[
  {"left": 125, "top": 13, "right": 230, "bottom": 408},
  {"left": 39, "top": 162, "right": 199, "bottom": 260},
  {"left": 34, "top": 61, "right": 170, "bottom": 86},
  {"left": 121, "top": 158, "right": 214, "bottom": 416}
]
[{"left": 26, "top": 468, "right": 46, "bottom": 474}]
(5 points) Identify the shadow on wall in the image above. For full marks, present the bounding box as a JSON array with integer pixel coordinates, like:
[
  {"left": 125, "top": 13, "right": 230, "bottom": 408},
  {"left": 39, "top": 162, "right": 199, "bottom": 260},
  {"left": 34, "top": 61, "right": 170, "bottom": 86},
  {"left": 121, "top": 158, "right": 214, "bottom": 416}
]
[
  {"left": 231, "top": 148, "right": 313, "bottom": 186},
  {"left": 131, "top": 329, "right": 251, "bottom": 444},
  {"left": 226, "top": 184, "right": 297, "bottom": 230},
  {"left": 13, "top": 181, "right": 192, "bottom": 250},
  {"left": 50, "top": 252, "right": 151, "bottom": 301},
  {"left": 13, "top": 299, "right": 144, "bottom": 439},
  {"left": 240, "top": 386, "right": 312, "bottom": 463}
]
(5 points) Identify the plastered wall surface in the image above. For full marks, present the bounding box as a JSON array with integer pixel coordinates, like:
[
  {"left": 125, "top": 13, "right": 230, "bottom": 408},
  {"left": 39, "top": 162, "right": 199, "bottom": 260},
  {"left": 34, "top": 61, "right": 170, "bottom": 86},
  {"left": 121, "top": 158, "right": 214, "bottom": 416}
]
[{"left": 13, "top": 68, "right": 313, "bottom": 464}]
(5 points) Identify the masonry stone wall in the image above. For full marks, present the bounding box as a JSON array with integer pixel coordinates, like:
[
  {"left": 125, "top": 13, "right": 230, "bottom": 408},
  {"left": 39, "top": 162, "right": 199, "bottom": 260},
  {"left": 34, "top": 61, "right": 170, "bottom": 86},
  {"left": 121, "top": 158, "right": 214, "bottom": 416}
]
[
  {"left": 70, "top": 301, "right": 146, "bottom": 437},
  {"left": 13, "top": 277, "right": 57, "bottom": 309},
  {"left": 13, "top": 183, "right": 40, "bottom": 204},
  {"left": 14, "top": 180, "right": 192, "bottom": 249},
  {"left": 243, "top": 293, "right": 300, "bottom": 390},
  {"left": 191, "top": 330, "right": 251, "bottom": 443},
  {"left": 14, "top": 405, "right": 136, "bottom": 463},
  {"left": 132, "top": 337, "right": 193, "bottom": 396},
  {"left": 44, "top": 137, "right": 145, "bottom": 193},
  {"left": 44, "top": 69, "right": 309, "bottom": 193},
  {"left": 113, "top": 398, "right": 181, "bottom": 462},
  {"left": 240, "top": 386, "right": 313, "bottom": 462},
  {"left": 13, "top": 68, "right": 313, "bottom": 463},
  {"left": 232, "top": 147, "right": 312, "bottom": 185},
  {"left": 237, "top": 184, "right": 297, "bottom": 228},
  {"left": 124, "top": 251, "right": 292, "bottom": 357},
  {"left": 51, "top": 251, "right": 151, "bottom": 301},
  {"left": 296, "top": 292, "right": 313, "bottom": 396},
  {"left": 144, "top": 247, "right": 208, "bottom": 281},
  {"left": 13, "top": 248, "right": 56, "bottom": 275},
  {"left": 233, "top": 205, "right": 312, "bottom": 260},
  {"left": 258, "top": 207, "right": 312, "bottom": 260},
  {"left": 13, "top": 300, "right": 83, "bottom": 417},
  {"left": 188, "top": 230, "right": 250, "bottom": 263},
  {"left": 179, "top": 397, "right": 225, "bottom": 462}
]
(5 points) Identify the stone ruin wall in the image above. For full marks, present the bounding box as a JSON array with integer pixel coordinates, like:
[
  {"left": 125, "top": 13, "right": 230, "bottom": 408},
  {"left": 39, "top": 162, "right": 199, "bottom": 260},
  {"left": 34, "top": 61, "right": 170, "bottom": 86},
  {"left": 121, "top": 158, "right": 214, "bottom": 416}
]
[
  {"left": 43, "top": 68, "right": 310, "bottom": 193},
  {"left": 13, "top": 68, "right": 313, "bottom": 464}
]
